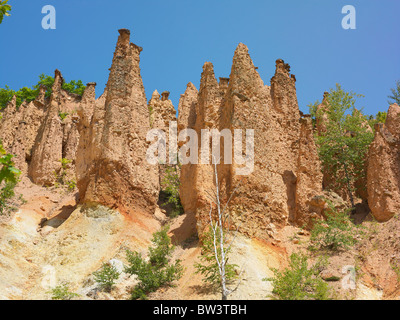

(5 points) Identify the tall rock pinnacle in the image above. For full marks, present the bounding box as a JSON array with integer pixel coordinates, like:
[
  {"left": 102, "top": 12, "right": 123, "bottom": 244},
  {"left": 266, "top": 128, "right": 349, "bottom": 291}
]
[
  {"left": 367, "top": 103, "right": 400, "bottom": 222},
  {"left": 179, "top": 44, "right": 323, "bottom": 238},
  {"left": 77, "top": 29, "right": 159, "bottom": 218}
]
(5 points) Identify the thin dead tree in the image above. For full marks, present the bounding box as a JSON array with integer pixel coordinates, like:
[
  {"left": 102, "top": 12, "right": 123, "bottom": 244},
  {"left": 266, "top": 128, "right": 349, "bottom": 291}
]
[{"left": 205, "top": 156, "right": 244, "bottom": 300}]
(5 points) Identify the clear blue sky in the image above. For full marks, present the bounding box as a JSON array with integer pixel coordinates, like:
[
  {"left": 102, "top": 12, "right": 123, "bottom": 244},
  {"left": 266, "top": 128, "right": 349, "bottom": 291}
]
[{"left": 0, "top": 0, "right": 399, "bottom": 115}]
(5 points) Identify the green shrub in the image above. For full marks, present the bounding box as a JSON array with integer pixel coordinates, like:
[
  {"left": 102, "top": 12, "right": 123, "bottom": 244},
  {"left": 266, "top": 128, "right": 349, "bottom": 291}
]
[
  {"left": 93, "top": 262, "right": 120, "bottom": 292},
  {"left": 125, "top": 226, "right": 183, "bottom": 300},
  {"left": 67, "top": 179, "right": 76, "bottom": 191},
  {"left": 309, "top": 203, "right": 361, "bottom": 251},
  {"left": 0, "top": 142, "right": 20, "bottom": 215},
  {"left": 161, "top": 165, "right": 183, "bottom": 217},
  {"left": 54, "top": 158, "right": 76, "bottom": 191},
  {"left": 0, "top": 181, "right": 16, "bottom": 214},
  {"left": 264, "top": 253, "right": 331, "bottom": 300},
  {"left": 49, "top": 283, "right": 79, "bottom": 300},
  {"left": 148, "top": 225, "right": 175, "bottom": 267},
  {"left": 58, "top": 111, "right": 69, "bottom": 121}
]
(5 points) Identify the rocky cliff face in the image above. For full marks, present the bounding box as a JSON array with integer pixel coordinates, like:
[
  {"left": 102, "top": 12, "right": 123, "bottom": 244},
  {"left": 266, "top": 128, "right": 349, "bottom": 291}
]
[
  {"left": 0, "top": 70, "right": 81, "bottom": 186},
  {"left": 8, "top": 28, "right": 399, "bottom": 242},
  {"left": 177, "top": 82, "right": 198, "bottom": 221},
  {"left": 178, "top": 44, "right": 323, "bottom": 238},
  {"left": 148, "top": 89, "right": 178, "bottom": 191},
  {"left": 76, "top": 29, "right": 159, "bottom": 218},
  {"left": 2, "top": 27, "right": 400, "bottom": 301},
  {"left": 294, "top": 116, "right": 324, "bottom": 227},
  {"left": 367, "top": 103, "right": 400, "bottom": 222},
  {"left": 29, "top": 70, "right": 80, "bottom": 186}
]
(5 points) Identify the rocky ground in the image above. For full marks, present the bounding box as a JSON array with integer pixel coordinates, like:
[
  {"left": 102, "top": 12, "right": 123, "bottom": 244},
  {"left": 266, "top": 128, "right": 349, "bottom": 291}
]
[{"left": 1, "top": 176, "right": 398, "bottom": 300}]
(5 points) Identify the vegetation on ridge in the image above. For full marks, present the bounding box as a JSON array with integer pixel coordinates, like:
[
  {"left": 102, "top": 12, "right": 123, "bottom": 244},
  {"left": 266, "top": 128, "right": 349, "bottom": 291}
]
[{"left": 0, "top": 74, "right": 85, "bottom": 110}]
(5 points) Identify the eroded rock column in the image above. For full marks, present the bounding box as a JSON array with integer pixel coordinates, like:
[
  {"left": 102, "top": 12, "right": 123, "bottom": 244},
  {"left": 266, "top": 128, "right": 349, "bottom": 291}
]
[{"left": 78, "top": 29, "right": 159, "bottom": 217}]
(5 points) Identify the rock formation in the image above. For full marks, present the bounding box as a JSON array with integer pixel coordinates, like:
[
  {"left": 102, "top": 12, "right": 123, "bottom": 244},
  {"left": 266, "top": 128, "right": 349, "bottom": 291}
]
[
  {"left": 76, "top": 29, "right": 159, "bottom": 217},
  {"left": 177, "top": 82, "right": 198, "bottom": 133},
  {"left": 2, "top": 28, "right": 377, "bottom": 240},
  {"left": 147, "top": 89, "right": 177, "bottom": 191},
  {"left": 28, "top": 70, "right": 81, "bottom": 186},
  {"left": 0, "top": 71, "right": 80, "bottom": 184},
  {"left": 0, "top": 96, "right": 27, "bottom": 166},
  {"left": 178, "top": 43, "right": 323, "bottom": 238},
  {"left": 75, "top": 82, "right": 98, "bottom": 195},
  {"left": 177, "top": 82, "right": 198, "bottom": 216},
  {"left": 367, "top": 103, "right": 400, "bottom": 222},
  {"left": 315, "top": 92, "right": 330, "bottom": 135},
  {"left": 294, "top": 115, "right": 324, "bottom": 227},
  {"left": 10, "top": 87, "right": 48, "bottom": 173},
  {"left": 148, "top": 89, "right": 176, "bottom": 130},
  {"left": 191, "top": 62, "right": 225, "bottom": 234}
]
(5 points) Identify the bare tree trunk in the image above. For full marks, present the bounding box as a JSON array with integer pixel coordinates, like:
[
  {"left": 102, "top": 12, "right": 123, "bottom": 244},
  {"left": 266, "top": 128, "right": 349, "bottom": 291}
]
[{"left": 207, "top": 156, "right": 243, "bottom": 301}]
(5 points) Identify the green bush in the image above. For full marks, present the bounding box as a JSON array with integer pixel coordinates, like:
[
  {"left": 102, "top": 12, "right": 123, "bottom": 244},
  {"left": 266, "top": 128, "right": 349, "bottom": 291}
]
[
  {"left": 66, "top": 179, "right": 76, "bottom": 191},
  {"left": 161, "top": 165, "right": 183, "bottom": 217},
  {"left": 309, "top": 203, "right": 361, "bottom": 251},
  {"left": 264, "top": 253, "right": 331, "bottom": 300},
  {"left": 125, "top": 226, "right": 183, "bottom": 300},
  {"left": 58, "top": 111, "right": 69, "bottom": 121},
  {"left": 93, "top": 262, "right": 120, "bottom": 292},
  {"left": 0, "top": 181, "right": 16, "bottom": 214},
  {"left": 49, "top": 283, "right": 79, "bottom": 300},
  {"left": 54, "top": 158, "right": 76, "bottom": 191},
  {"left": 0, "top": 142, "right": 20, "bottom": 215}
]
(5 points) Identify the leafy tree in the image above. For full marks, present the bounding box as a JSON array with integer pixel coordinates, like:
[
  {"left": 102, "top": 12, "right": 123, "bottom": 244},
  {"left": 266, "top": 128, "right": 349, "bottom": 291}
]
[
  {"left": 309, "top": 84, "right": 374, "bottom": 206},
  {"left": 0, "top": 0, "right": 11, "bottom": 24},
  {"left": 0, "top": 142, "right": 20, "bottom": 214},
  {"left": 62, "top": 79, "right": 85, "bottom": 96},
  {"left": 264, "top": 253, "right": 331, "bottom": 300},
  {"left": 388, "top": 80, "right": 400, "bottom": 105},
  {"left": 125, "top": 226, "right": 183, "bottom": 300},
  {"left": 93, "top": 262, "right": 120, "bottom": 292},
  {"left": 0, "top": 74, "right": 86, "bottom": 110}
]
